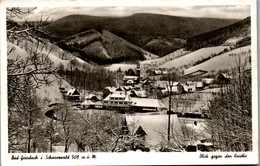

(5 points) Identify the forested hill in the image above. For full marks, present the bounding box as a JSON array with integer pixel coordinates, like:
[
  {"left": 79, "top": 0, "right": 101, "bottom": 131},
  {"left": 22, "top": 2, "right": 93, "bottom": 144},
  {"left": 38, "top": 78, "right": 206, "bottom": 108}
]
[
  {"left": 185, "top": 17, "right": 251, "bottom": 51},
  {"left": 45, "top": 13, "right": 238, "bottom": 56}
]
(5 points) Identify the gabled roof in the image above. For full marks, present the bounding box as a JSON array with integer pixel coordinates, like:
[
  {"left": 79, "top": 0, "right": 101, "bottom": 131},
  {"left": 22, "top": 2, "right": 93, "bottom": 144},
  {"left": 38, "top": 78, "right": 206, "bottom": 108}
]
[
  {"left": 220, "top": 73, "right": 232, "bottom": 79},
  {"left": 104, "top": 86, "right": 117, "bottom": 92},
  {"left": 157, "top": 81, "right": 179, "bottom": 88},
  {"left": 126, "top": 114, "right": 182, "bottom": 146},
  {"left": 172, "top": 82, "right": 180, "bottom": 86},
  {"left": 85, "top": 94, "right": 96, "bottom": 100},
  {"left": 132, "top": 90, "right": 147, "bottom": 98},
  {"left": 66, "top": 88, "right": 80, "bottom": 96},
  {"left": 81, "top": 100, "right": 103, "bottom": 106}
]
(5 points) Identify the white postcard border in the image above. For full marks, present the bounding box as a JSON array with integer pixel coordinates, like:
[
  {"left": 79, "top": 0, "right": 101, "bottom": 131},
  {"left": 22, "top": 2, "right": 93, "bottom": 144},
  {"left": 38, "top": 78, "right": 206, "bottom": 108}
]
[{"left": 0, "top": 0, "right": 258, "bottom": 165}]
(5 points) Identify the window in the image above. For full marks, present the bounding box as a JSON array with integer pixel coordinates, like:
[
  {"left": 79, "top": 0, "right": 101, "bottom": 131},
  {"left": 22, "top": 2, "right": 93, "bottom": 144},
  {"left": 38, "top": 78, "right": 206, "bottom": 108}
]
[{"left": 194, "top": 121, "right": 197, "bottom": 126}]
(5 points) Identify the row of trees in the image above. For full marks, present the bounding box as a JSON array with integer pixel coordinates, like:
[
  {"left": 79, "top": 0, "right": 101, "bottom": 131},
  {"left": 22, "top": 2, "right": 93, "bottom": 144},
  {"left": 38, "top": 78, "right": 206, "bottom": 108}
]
[{"left": 57, "top": 61, "right": 116, "bottom": 92}]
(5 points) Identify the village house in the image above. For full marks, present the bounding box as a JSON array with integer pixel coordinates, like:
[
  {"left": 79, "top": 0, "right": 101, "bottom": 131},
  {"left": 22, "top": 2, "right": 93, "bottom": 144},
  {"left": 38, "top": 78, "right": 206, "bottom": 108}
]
[
  {"left": 178, "top": 117, "right": 212, "bottom": 151},
  {"left": 81, "top": 94, "right": 103, "bottom": 109},
  {"left": 217, "top": 73, "right": 232, "bottom": 84},
  {"left": 125, "top": 114, "right": 182, "bottom": 149},
  {"left": 194, "top": 81, "right": 204, "bottom": 90},
  {"left": 182, "top": 81, "right": 196, "bottom": 93},
  {"left": 103, "top": 91, "right": 131, "bottom": 109},
  {"left": 102, "top": 86, "right": 117, "bottom": 98},
  {"left": 123, "top": 75, "right": 139, "bottom": 85},
  {"left": 202, "top": 78, "right": 214, "bottom": 86},
  {"left": 130, "top": 90, "right": 147, "bottom": 98},
  {"left": 103, "top": 91, "right": 165, "bottom": 112},
  {"left": 65, "top": 88, "right": 80, "bottom": 101},
  {"left": 131, "top": 97, "right": 165, "bottom": 112},
  {"left": 157, "top": 81, "right": 184, "bottom": 95},
  {"left": 152, "top": 69, "right": 168, "bottom": 76}
]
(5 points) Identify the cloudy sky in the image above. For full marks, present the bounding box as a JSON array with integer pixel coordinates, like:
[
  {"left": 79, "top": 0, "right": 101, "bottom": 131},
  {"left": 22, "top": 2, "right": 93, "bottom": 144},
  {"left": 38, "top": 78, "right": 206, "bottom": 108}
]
[{"left": 16, "top": 5, "right": 250, "bottom": 21}]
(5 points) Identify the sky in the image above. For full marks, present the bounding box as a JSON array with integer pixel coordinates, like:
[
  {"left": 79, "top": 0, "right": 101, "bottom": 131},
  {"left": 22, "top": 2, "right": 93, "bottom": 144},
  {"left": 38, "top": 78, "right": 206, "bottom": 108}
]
[{"left": 14, "top": 5, "right": 250, "bottom": 21}]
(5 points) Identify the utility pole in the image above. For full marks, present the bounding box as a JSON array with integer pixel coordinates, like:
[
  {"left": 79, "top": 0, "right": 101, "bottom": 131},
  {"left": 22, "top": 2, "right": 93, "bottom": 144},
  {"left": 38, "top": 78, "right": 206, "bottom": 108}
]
[
  {"left": 167, "top": 84, "right": 173, "bottom": 142},
  {"left": 166, "top": 71, "right": 176, "bottom": 142}
]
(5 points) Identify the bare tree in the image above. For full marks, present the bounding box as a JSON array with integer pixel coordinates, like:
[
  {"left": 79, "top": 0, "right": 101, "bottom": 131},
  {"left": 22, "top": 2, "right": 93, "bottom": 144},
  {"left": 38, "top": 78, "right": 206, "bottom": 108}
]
[
  {"left": 207, "top": 54, "right": 252, "bottom": 151},
  {"left": 7, "top": 7, "right": 55, "bottom": 152}
]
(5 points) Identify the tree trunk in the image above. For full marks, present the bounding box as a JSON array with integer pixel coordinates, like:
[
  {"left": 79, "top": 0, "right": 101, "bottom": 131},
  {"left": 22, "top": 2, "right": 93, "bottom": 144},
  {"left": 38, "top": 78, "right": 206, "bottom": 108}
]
[
  {"left": 27, "top": 129, "right": 31, "bottom": 153},
  {"left": 64, "top": 138, "right": 69, "bottom": 152}
]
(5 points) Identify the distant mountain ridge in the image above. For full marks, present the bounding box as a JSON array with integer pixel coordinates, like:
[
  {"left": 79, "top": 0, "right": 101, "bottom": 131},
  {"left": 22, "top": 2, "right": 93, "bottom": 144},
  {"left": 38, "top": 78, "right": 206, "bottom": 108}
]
[
  {"left": 46, "top": 13, "right": 239, "bottom": 56},
  {"left": 185, "top": 16, "right": 251, "bottom": 51},
  {"left": 57, "top": 29, "right": 158, "bottom": 65}
]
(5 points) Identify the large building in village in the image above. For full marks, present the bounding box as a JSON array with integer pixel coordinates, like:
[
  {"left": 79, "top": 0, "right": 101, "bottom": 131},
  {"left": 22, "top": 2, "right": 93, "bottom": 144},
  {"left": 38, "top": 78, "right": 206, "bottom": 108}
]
[{"left": 103, "top": 91, "right": 165, "bottom": 112}]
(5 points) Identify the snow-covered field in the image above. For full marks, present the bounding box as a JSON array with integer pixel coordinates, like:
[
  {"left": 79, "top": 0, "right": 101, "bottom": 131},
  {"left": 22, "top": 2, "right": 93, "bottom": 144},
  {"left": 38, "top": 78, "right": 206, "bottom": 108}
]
[
  {"left": 184, "top": 46, "right": 251, "bottom": 74},
  {"left": 222, "top": 37, "right": 244, "bottom": 46},
  {"left": 159, "top": 46, "right": 230, "bottom": 69},
  {"left": 104, "top": 63, "right": 137, "bottom": 72},
  {"left": 140, "top": 48, "right": 189, "bottom": 67}
]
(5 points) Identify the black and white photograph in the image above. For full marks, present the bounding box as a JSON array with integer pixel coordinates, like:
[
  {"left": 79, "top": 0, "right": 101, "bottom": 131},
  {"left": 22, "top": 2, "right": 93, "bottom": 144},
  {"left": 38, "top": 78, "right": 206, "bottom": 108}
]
[{"left": 0, "top": 0, "right": 258, "bottom": 165}]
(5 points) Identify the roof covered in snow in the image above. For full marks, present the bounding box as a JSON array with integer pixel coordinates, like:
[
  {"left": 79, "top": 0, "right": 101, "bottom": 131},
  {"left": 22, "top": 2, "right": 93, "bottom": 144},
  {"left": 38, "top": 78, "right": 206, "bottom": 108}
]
[
  {"left": 103, "top": 91, "right": 131, "bottom": 101},
  {"left": 66, "top": 88, "right": 80, "bottom": 96},
  {"left": 123, "top": 75, "right": 138, "bottom": 80},
  {"left": 131, "top": 98, "right": 165, "bottom": 108},
  {"left": 126, "top": 114, "right": 182, "bottom": 147},
  {"left": 81, "top": 100, "right": 103, "bottom": 106},
  {"left": 104, "top": 86, "right": 117, "bottom": 92}
]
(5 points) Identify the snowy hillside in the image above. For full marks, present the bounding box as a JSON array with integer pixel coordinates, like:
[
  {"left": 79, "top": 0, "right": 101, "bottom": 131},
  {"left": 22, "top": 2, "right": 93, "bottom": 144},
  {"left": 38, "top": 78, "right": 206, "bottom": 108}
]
[
  {"left": 159, "top": 46, "right": 230, "bottom": 70},
  {"left": 140, "top": 49, "right": 189, "bottom": 66},
  {"left": 7, "top": 42, "right": 74, "bottom": 103},
  {"left": 184, "top": 46, "right": 251, "bottom": 74},
  {"left": 139, "top": 49, "right": 189, "bottom": 76},
  {"left": 36, "top": 74, "right": 71, "bottom": 103},
  {"left": 11, "top": 39, "right": 93, "bottom": 70}
]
